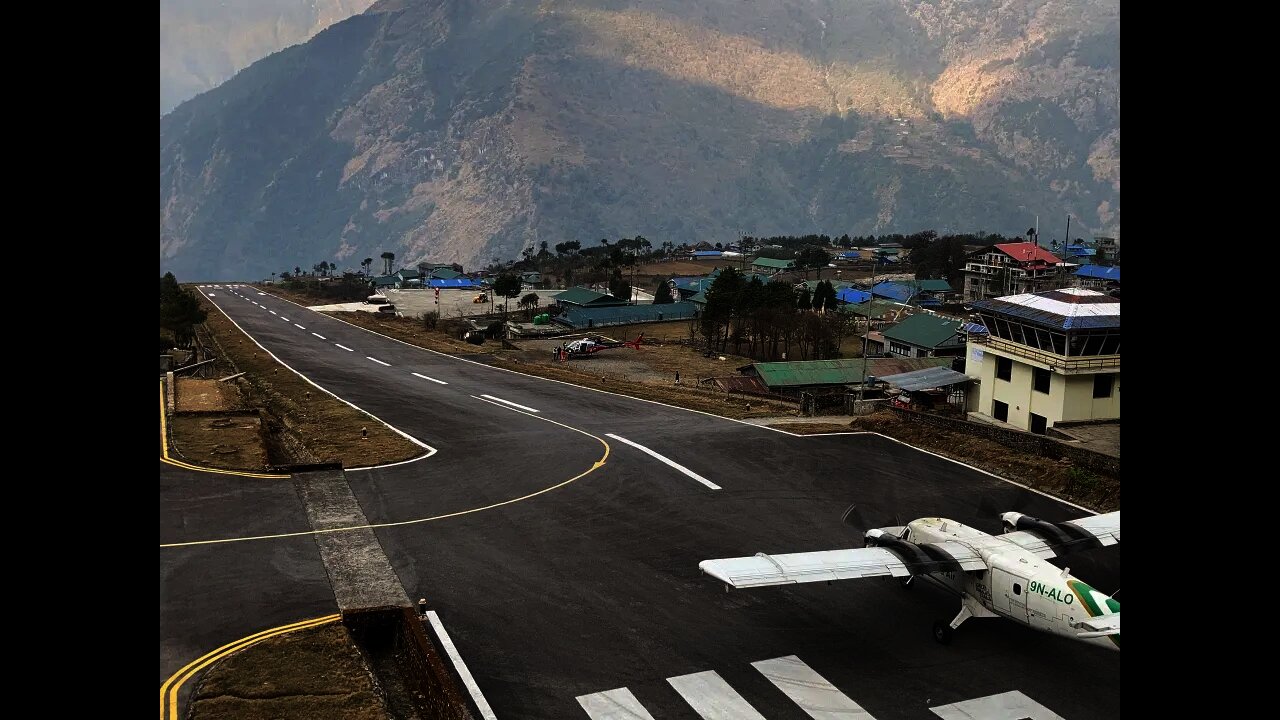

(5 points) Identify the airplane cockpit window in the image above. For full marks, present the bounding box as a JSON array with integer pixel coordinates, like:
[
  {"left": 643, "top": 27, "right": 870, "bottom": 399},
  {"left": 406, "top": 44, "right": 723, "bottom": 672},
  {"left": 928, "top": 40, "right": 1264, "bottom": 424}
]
[{"left": 1013, "top": 583, "right": 1022, "bottom": 596}]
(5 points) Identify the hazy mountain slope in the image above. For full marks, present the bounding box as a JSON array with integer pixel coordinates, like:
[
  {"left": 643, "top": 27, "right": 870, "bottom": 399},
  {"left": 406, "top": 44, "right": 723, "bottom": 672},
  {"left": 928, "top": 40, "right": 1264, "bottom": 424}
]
[{"left": 160, "top": 0, "right": 376, "bottom": 115}]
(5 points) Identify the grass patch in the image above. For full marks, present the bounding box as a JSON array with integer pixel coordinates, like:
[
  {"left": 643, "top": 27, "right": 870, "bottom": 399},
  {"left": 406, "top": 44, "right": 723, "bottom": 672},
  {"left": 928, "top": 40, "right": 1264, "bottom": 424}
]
[{"left": 189, "top": 622, "right": 386, "bottom": 720}]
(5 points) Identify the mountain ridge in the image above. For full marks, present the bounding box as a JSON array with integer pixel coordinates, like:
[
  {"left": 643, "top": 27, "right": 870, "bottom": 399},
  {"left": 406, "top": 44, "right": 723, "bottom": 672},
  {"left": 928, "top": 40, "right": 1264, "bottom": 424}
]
[{"left": 160, "top": 0, "right": 1119, "bottom": 280}]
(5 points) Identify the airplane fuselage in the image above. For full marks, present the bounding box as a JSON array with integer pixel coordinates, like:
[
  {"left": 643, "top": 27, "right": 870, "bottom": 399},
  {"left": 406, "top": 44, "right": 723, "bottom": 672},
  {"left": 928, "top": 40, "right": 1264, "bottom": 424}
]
[{"left": 903, "top": 518, "right": 1120, "bottom": 651}]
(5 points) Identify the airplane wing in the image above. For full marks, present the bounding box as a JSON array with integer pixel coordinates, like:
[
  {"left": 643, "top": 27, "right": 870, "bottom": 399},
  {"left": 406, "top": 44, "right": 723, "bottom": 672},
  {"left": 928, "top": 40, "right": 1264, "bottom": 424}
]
[
  {"left": 1073, "top": 612, "right": 1120, "bottom": 638},
  {"left": 1001, "top": 510, "right": 1120, "bottom": 559},
  {"left": 699, "top": 543, "right": 987, "bottom": 589}
]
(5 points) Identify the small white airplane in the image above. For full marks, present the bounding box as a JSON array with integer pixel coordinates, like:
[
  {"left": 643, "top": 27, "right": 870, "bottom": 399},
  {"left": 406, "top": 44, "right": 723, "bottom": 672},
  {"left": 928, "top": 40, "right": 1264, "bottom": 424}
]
[{"left": 699, "top": 510, "right": 1120, "bottom": 651}]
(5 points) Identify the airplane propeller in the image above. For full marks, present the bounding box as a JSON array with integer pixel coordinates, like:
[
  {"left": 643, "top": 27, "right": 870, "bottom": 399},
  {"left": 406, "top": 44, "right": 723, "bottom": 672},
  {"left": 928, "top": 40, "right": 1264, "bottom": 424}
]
[
  {"left": 840, "top": 503, "right": 901, "bottom": 535},
  {"left": 843, "top": 502, "right": 912, "bottom": 588}
]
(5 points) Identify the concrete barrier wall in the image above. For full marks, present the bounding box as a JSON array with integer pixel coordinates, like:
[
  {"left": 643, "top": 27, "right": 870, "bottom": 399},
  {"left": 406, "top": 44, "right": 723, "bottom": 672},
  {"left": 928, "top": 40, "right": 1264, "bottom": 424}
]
[{"left": 887, "top": 406, "right": 1120, "bottom": 477}]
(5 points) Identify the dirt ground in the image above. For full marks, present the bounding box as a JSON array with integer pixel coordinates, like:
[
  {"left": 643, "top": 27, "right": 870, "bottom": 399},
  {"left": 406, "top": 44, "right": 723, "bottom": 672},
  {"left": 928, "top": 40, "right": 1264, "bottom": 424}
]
[
  {"left": 511, "top": 322, "right": 745, "bottom": 385},
  {"left": 189, "top": 622, "right": 386, "bottom": 720},
  {"left": 175, "top": 378, "right": 241, "bottom": 412},
  {"left": 191, "top": 292, "right": 424, "bottom": 469},
  {"left": 169, "top": 413, "right": 271, "bottom": 471}
]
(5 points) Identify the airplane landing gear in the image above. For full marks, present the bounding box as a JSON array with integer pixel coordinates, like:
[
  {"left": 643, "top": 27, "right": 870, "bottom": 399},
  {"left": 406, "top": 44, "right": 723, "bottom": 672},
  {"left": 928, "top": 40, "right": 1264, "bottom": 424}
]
[{"left": 934, "top": 602, "right": 973, "bottom": 645}]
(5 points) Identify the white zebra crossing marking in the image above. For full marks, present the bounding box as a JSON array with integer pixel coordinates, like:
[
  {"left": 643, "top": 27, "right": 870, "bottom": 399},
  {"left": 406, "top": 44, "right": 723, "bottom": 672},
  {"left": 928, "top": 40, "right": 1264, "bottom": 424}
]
[
  {"left": 930, "top": 690, "right": 1064, "bottom": 720},
  {"left": 578, "top": 658, "right": 1065, "bottom": 720},
  {"left": 667, "top": 670, "right": 765, "bottom": 720},
  {"left": 751, "top": 655, "right": 874, "bottom": 719},
  {"left": 576, "top": 687, "right": 656, "bottom": 720}
]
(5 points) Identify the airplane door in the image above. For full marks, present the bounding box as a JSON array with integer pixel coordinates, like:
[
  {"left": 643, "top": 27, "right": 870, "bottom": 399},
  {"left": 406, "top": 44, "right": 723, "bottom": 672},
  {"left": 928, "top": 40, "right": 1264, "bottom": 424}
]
[{"left": 990, "top": 567, "right": 1031, "bottom": 623}]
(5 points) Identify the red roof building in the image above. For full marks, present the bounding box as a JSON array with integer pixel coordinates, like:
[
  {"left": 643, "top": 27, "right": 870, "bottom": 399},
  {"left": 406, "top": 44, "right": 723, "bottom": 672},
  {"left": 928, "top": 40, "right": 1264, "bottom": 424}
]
[{"left": 963, "top": 243, "right": 1071, "bottom": 301}]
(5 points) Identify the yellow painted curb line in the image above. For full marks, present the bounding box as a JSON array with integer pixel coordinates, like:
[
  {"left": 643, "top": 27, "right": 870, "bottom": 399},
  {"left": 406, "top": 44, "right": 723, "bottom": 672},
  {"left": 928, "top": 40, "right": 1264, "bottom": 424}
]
[
  {"left": 160, "top": 614, "right": 341, "bottom": 720},
  {"left": 160, "top": 379, "right": 287, "bottom": 479}
]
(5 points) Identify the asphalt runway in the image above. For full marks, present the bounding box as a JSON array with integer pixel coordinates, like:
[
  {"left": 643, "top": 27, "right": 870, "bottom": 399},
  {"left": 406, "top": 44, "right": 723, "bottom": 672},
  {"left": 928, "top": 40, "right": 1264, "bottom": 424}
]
[{"left": 161, "top": 284, "right": 1120, "bottom": 719}]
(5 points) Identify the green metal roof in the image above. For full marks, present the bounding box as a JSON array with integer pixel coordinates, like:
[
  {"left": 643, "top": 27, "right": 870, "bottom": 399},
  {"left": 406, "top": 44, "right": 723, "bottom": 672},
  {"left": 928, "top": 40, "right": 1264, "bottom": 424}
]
[
  {"left": 914, "top": 279, "right": 953, "bottom": 292},
  {"left": 883, "top": 314, "right": 964, "bottom": 349},
  {"left": 750, "top": 357, "right": 951, "bottom": 388},
  {"left": 553, "top": 287, "right": 627, "bottom": 306},
  {"left": 751, "top": 257, "right": 796, "bottom": 269},
  {"left": 429, "top": 268, "right": 462, "bottom": 279},
  {"left": 398, "top": 268, "right": 421, "bottom": 279},
  {"left": 689, "top": 290, "right": 708, "bottom": 305},
  {"left": 840, "top": 300, "right": 909, "bottom": 318}
]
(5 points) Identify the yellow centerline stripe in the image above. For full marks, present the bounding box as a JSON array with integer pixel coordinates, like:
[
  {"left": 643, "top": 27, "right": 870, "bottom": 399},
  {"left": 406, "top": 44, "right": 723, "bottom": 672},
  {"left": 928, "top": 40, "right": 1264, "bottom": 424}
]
[
  {"left": 160, "top": 614, "right": 340, "bottom": 720},
  {"left": 159, "top": 380, "right": 288, "bottom": 479},
  {"left": 160, "top": 403, "right": 610, "bottom": 548}
]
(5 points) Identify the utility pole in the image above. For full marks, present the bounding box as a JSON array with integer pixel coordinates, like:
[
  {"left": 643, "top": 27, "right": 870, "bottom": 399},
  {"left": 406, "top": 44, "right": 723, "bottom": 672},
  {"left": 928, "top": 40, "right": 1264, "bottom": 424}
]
[{"left": 857, "top": 258, "right": 876, "bottom": 403}]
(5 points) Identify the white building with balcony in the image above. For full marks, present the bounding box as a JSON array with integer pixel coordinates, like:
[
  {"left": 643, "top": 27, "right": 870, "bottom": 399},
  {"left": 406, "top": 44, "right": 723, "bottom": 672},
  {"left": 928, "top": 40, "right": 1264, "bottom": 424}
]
[
  {"left": 964, "top": 288, "right": 1119, "bottom": 433},
  {"left": 962, "top": 242, "right": 1070, "bottom": 302}
]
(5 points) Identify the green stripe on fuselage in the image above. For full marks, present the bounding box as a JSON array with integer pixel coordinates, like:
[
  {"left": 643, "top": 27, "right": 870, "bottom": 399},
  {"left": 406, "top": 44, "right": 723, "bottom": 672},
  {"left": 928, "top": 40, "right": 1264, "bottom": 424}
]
[{"left": 1066, "top": 578, "right": 1121, "bottom": 648}]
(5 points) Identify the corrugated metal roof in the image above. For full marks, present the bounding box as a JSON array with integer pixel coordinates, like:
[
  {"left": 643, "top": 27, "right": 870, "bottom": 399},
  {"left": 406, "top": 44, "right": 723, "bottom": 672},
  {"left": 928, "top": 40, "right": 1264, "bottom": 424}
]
[
  {"left": 915, "top": 279, "right": 954, "bottom": 292},
  {"left": 710, "top": 375, "right": 771, "bottom": 394},
  {"left": 554, "top": 287, "right": 627, "bottom": 306},
  {"left": 672, "top": 277, "right": 713, "bottom": 292},
  {"left": 558, "top": 301, "right": 697, "bottom": 328},
  {"left": 972, "top": 288, "right": 1119, "bottom": 330},
  {"left": 836, "top": 288, "right": 872, "bottom": 304},
  {"left": 749, "top": 357, "right": 951, "bottom": 388},
  {"left": 840, "top": 300, "right": 911, "bottom": 318},
  {"left": 883, "top": 314, "right": 964, "bottom": 349},
  {"left": 1075, "top": 266, "right": 1121, "bottom": 281},
  {"left": 752, "top": 257, "right": 796, "bottom": 269},
  {"left": 993, "top": 242, "right": 1062, "bottom": 264},
  {"left": 871, "top": 281, "right": 917, "bottom": 302},
  {"left": 880, "top": 366, "right": 973, "bottom": 391},
  {"left": 429, "top": 268, "right": 463, "bottom": 279},
  {"left": 428, "top": 278, "right": 483, "bottom": 288},
  {"left": 693, "top": 250, "right": 722, "bottom": 257}
]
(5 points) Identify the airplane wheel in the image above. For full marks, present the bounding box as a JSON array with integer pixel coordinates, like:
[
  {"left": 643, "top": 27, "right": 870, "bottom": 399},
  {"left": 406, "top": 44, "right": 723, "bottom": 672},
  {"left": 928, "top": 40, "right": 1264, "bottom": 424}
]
[
  {"left": 899, "top": 576, "right": 914, "bottom": 589},
  {"left": 932, "top": 621, "right": 953, "bottom": 645}
]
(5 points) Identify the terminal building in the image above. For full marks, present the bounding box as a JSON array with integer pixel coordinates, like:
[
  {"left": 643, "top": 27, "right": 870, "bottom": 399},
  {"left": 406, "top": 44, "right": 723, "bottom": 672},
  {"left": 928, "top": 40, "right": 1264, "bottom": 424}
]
[{"left": 964, "top": 288, "right": 1119, "bottom": 433}]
